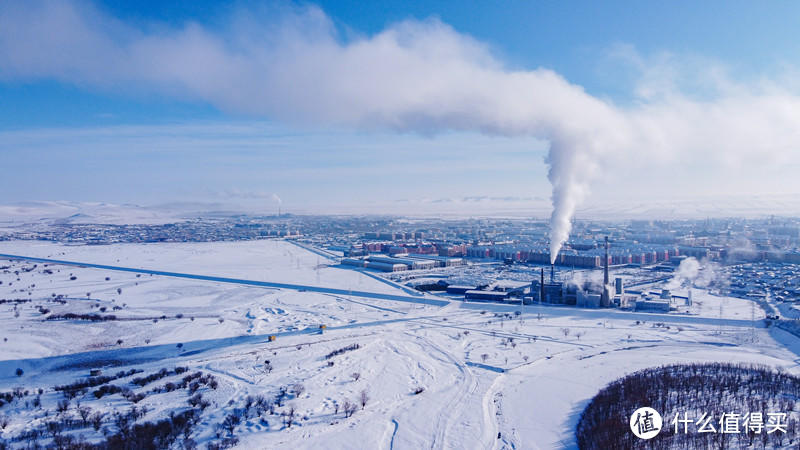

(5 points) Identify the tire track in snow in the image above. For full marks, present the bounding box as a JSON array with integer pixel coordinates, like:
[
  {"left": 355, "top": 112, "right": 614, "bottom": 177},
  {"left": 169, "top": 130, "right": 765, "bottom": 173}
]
[{"left": 410, "top": 332, "right": 479, "bottom": 449}]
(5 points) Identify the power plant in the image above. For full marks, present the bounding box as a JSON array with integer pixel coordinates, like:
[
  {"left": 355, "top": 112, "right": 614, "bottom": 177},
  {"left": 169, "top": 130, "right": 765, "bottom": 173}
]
[{"left": 530, "top": 236, "right": 615, "bottom": 308}]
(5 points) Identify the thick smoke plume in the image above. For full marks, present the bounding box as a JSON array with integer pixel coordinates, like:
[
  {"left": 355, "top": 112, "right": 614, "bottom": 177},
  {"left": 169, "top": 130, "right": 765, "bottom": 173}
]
[
  {"left": 2, "top": 2, "right": 800, "bottom": 252},
  {"left": 666, "top": 257, "right": 726, "bottom": 291},
  {"left": 665, "top": 257, "right": 701, "bottom": 290}
]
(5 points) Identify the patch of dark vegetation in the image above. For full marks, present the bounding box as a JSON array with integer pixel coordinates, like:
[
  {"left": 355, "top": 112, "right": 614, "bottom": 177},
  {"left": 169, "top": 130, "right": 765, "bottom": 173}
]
[
  {"left": 15, "top": 407, "right": 202, "bottom": 449},
  {"left": 0, "top": 388, "right": 28, "bottom": 408},
  {"left": 0, "top": 299, "right": 31, "bottom": 305},
  {"left": 324, "top": 343, "right": 361, "bottom": 360},
  {"left": 131, "top": 366, "right": 189, "bottom": 387},
  {"left": 149, "top": 371, "right": 216, "bottom": 395},
  {"left": 47, "top": 313, "right": 118, "bottom": 321},
  {"left": 92, "top": 384, "right": 147, "bottom": 402},
  {"left": 575, "top": 362, "right": 800, "bottom": 449},
  {"left": 54, "top": 368, "right": 142, "bottom": 399}
]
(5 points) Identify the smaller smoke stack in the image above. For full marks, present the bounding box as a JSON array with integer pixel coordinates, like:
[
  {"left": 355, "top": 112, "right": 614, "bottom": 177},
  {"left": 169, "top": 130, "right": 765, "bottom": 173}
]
[{"left": 550, "top": 264, "right": 555, "bottom": 283}]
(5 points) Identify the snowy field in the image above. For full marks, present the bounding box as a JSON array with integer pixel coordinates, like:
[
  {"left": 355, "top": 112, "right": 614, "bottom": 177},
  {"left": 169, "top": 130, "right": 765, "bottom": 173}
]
[{"left": 1, "top": 239, "right": 799, "bottom": 449}]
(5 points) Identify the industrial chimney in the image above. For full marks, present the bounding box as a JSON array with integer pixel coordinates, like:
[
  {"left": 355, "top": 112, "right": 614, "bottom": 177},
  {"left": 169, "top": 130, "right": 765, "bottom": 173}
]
[
  {"left": 601, "top": 236, "right": 610, "bottom": 307},
  {"left": 604, "top": 236, "right": 609, "bottom": 286}
]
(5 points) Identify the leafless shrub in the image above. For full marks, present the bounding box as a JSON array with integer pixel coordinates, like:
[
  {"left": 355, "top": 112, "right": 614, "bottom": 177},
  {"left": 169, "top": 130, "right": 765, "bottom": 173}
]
[{"left": 343, "top": 400, "right": 357, "bottom": 418}]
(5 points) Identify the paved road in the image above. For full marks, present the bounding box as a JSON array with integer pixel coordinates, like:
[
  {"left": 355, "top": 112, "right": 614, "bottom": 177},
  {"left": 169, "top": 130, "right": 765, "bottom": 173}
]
[{"left": 0, "top": 253, "right": 449, "bottom": 307}]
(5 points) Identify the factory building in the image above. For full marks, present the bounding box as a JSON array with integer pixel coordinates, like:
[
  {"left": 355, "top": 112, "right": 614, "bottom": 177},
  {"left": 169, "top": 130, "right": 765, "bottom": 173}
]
[
  {"left": 542, "top": 283, "right": 564, "bottom": 304},
  {"left": 343, "top": 246, "right": 367, "bottom": 257},
  {"left": 577, "top": 293, "right": 601, "bottom": 308},
  {"left": 367, "top": 255, "right": 438, "bottom": 270},
  {"left": 405, "top": 254, "right": 465, "bottom": 267},
  {"left": 446, "top": 285, "right": 477, "bottom": 295},
  {"left": 635, "top": 298, "right": 671, "bottom": 312},
  {"left": 341, "top": 258, "right": 366, "bottom": 268},
  {"left": 341, "top": 258, "right": 408, "bottom": 272},
  {"left": 366, "top": 261, "right": 408, "bottom": 272},
  {"left": 465, "top": 290, "right": 511, "bottom": 302},
  {"left": 492, "top": 280, "right": 531, "bottom": 296},
  {"left": 342, "top": 254, "right": 462, "bottom": 272}
]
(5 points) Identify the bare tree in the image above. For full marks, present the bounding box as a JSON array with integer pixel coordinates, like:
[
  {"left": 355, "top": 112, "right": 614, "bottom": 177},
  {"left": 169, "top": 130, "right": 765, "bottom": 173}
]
[
  {"left": 222, "top": 413, "right": 240, "bottom": 436},
  {"left": 283, "top": 405, "right": 296, "bottom": 428},
  {"left": 360, "top": 389, "right": 369, "bottom": 410},
  {"left": 293, "top": 383, "right": 305, "bottom": 398},
  {"left": 90, "top": 412, "right": 104, "bottom": 431},
  {"left": 56, "top": 399, "right": 70, "bottom": 415},
  {"left": 351, "top": 372, "right": 361, "bottom": 382},
  {"left": 481, "top": 353, "right": 489, "bottom": 363},
  {"left": 560, "top": 327, "right": 571, "bottom": 338},
  {"left": 78, "top": 405, "right": 92, "bottom": 425},
  {"left": 343, "top": 400, "right": 357, "bottom": 418}
]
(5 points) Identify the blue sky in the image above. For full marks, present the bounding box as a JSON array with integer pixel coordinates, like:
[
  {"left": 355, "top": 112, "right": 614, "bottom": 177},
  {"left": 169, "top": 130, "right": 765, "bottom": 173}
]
[{"left": 1, "top": 1, "right": 799, "bottom": 216}]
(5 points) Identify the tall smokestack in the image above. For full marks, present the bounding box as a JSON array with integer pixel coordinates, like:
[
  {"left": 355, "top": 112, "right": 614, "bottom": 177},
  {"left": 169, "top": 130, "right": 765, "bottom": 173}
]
[
  {"left": 602, "top": 236, "right": 610, "bottom": 307},
  {"left": 604, "top": 236, "right": 609, "bottom": 286},
  {"left": 550, "top": 263, "right": 555, "bottom": 283}
]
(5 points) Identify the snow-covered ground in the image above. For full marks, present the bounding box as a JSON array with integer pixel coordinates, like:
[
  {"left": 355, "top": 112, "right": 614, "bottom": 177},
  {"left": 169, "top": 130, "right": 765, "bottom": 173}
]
[{"left": 1, "top": 239, "right": 798, "bottom": 449}]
